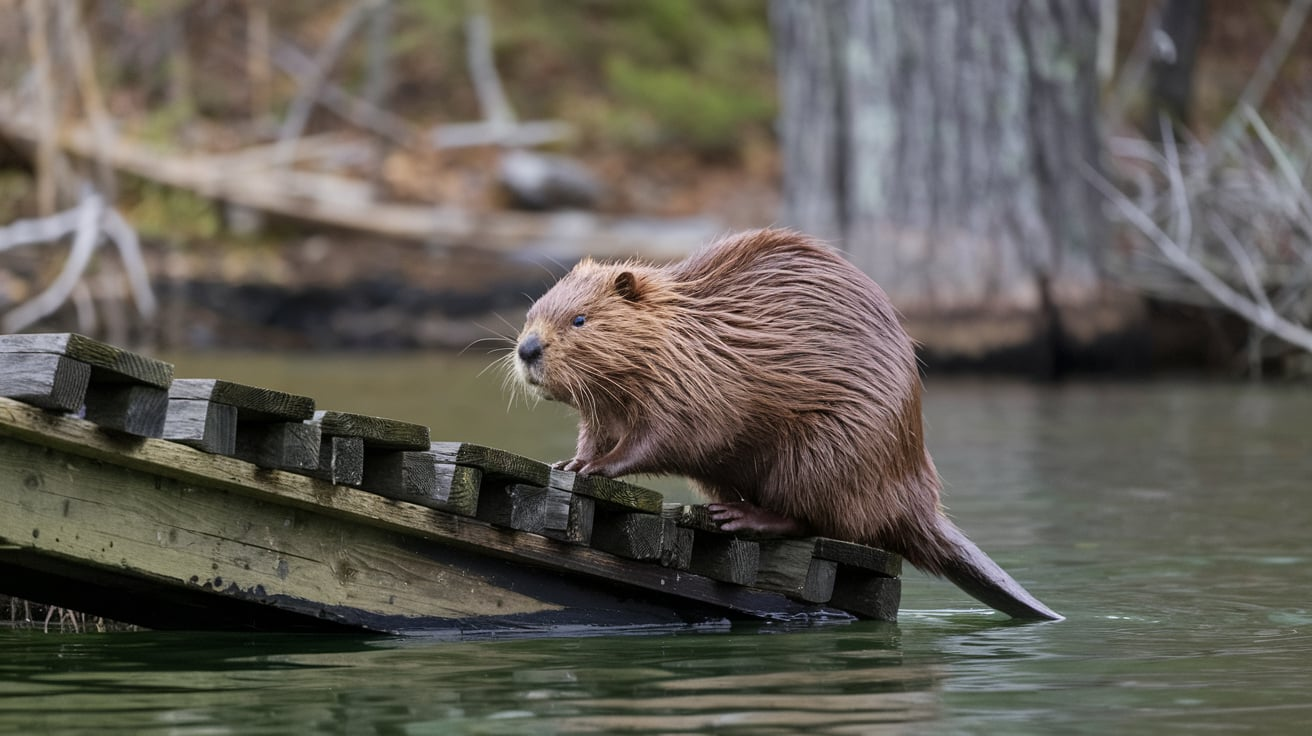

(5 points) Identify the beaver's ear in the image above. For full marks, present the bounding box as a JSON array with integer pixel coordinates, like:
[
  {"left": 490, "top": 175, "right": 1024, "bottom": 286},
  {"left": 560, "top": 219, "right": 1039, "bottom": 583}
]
[{"left": 614, "top": 271, "right": 644, "bottom": 302}]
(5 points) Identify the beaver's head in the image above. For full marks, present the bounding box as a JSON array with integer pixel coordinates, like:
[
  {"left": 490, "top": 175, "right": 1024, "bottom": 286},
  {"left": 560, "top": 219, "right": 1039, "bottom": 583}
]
[{"left": 514, "top": 259, "right": 670, "bottom": 412}]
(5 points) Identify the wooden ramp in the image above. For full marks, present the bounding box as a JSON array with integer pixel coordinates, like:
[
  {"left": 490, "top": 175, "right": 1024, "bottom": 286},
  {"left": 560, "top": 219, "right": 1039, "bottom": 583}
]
[{"left": 0, "top": 333, "right": 901, "bottom": 636}]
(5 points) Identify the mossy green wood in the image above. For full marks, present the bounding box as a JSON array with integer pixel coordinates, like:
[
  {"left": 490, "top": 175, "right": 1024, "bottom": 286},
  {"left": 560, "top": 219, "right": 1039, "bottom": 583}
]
[
  {"left": 0, "top": 397, "right": 851, "bottom": 621},
  {"left": 0, "top": 435, "right": 562, "bottom": 626}
]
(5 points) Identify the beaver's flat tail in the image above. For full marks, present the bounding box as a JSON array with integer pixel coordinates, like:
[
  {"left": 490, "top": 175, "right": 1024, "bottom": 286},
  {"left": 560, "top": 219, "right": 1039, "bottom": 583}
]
[{"left": 932, "top": 517, "right": 1064, "bottom": 621}]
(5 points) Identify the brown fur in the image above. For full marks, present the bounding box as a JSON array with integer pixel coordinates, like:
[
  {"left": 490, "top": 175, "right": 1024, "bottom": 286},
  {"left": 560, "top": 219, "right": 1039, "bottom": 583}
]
[{"left": 513, "top": 228, "right": 1059, "bottom": 619}]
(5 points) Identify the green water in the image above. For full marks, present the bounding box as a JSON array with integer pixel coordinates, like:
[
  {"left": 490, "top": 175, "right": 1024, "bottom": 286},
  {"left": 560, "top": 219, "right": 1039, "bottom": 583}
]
[{"left": 3, "top": 353, "right": 1311, "bottom": 734}]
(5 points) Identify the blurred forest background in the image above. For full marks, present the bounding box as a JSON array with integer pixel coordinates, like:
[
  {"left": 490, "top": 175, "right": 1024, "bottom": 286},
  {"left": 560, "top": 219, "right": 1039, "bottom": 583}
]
[{"left": 0, "top": 0, "right": 1310, "bottom": 377}]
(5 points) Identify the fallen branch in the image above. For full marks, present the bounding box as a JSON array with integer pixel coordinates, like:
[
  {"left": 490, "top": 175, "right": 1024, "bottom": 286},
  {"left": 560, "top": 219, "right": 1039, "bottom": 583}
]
[{"left": 0, "top": 189, "right": 157, "bottom": 334}]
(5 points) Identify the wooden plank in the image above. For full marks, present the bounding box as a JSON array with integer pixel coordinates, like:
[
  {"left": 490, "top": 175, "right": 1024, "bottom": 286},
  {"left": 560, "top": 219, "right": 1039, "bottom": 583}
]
[
  {"left": 662, "top": 503, "right": 719, "bottom": 532},
  {"left": 169, "top": 378, "right": 314, "bottom": 422},
  {"left": 361, "top": 452, "right": 481, "bottom": 516},
  {"left": 429, "top": 441, "right": 551, "bottom": 486},
  {"left": 162, "top": 399, "right": 238, "bottom": 455},
  {"left": 309, "top": 435, "right": 365, "bottom": 486},
  {"left": 0, "top": 434, "right": 570, "bottom": 630},
  {"left": 812, "top": 538, "right": 902, "bottom": 577},
  {"left": 0, "top": 333, "right": 172, "bottom": 387},
  {"left": 0, "top": 353, "right": 90, "bottom": 412},
  {"left": 316, "top": 410, "right": 429, "bottom": 450},
  {"left": 476, "top": 483, "right": 549, "bottom": 532},
  {"left": 542, "top": 488, "right": 594, "bottom": 545},
  {"left": 756, "top": 539, "right": 838, "bottom": 603},
  {"left": 549, "top": 469, "right": 663, "bottom": 513},
  {"left": 0, "top": 396, "right": 848, "bottom": 621},
  {"left": 687, "top": 532, "right": 759, "bottom": 586},
  {"left": 827, "top": 570, "right": 901, "bottom": 622},
  {"left": 83, "top": 384, "right": 169, "bottom": 437},
  {"left": 590, "top": 512, "right": 691, "bottom": 568},
  {"left": 234, "top": 421, "right": 321, "bottom": 470}
]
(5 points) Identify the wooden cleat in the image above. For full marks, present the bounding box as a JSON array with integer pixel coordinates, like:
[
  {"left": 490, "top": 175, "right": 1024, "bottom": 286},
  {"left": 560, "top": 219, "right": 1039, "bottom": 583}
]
[
  {"left": 316, "top": 410, "right": 429, "bottom": 451},
  {"left": 0, "top": 333, "right": 172, "bottom": 388},
  {"left": 0, "top": 353, "right": 90, "bottom": 412},
  {"left": 170, "top": 379, "right": 313, "bottom": 422},
  {"left": 163, "top": 399, "right": 238, "bottom": 455}
]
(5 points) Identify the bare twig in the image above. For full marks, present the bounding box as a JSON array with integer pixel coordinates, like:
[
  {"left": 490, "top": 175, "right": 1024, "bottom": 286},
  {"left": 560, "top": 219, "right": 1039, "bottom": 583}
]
[
  {"left": 1105, "top": 0, "right": 1160, "bottom": 130},
  {"left": 465, "top": 0, "right": 515, "bottom": 129},
  {"left": 275, "top": 0, "right": 384, "bottom": 167},
  {"left": 1242, "top": 105, "right": 1312, "bottom": 228},
  {"left": 0, "top": 189, "right": 157, "bottom": 333},
  {"left": 23, "top": 0, "right": 58, "bottom": 215},
  {"left": 247, "top": 0, "right": 273, "bottom": 122},
  {"left": 271, "top": 41, "right": 417, "bottom": 147},
  {"left": 1096, "top": 0, "right": 1119, "bottom": 82},
  {"left": 4, "top": 192, "right": 103, "bottom": 333},
  {"left": 58, "top": 1, "right": 117, "bottom": 198}
]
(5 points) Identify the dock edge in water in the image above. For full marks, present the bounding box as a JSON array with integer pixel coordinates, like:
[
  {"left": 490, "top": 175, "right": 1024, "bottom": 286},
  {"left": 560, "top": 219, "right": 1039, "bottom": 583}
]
[{"left": 0, "top": 333, "right": 902, "bottom": 635}]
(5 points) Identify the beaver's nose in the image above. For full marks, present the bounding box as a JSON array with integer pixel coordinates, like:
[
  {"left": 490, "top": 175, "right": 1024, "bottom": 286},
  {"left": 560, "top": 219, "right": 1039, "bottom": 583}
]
[{"left": 517, "top": 334, "right": 544, "bottom": 364}]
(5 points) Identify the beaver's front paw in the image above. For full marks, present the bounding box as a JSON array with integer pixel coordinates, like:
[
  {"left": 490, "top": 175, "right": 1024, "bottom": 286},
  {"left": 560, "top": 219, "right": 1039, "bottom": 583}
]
[
  {"left": 707, "top": 502, "right": 807, "bottom": 536},
  {"left": 553, "top": 457, "right": 588, "bottom": 472}
]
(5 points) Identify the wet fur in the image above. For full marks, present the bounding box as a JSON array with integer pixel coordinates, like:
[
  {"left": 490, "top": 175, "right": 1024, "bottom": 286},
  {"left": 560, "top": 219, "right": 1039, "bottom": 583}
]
[{"left": 515, "top": 229, "right": 1060, "bottom": 620}]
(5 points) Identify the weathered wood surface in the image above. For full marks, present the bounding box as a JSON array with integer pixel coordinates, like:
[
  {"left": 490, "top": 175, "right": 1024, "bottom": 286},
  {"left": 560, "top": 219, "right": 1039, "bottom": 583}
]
[
  {"left": 0, "top": 332, "right": 172, "bottom": 387},
  {"left": 686, "top": 533, "right": 760, "bottom": 586},
  {"left": 813, "top": 537, "right": 902, "bottom": 578},
  {"left": 0, "top": 396, "right": 878, "bottom": 630},
  {"left": 316, "top": 410, "right": 430, "bottom": 450},
  {"left": 549, "top": 468, "right": 663, "bottom": 513},
  {"left": 0, "top": 336, "right": 905, "bottom": 632},
  {"left": 234, "top": 421, "right": 322, "bottom": 470},
  {"left": 83, "top": 384, "right": 169, "bottom": 437},
  {"left": 170, "top": 379, "right": 314, "bottom": 422},
  {"left": 431, "top": 441, "right": 552, "bottom": 487},
  {"left": 477, "top": 483, "right": 595, "bottom": 545},
  {"left": 362, "top": 452, "right": 481, "bottom": 516},
  {"left": 310, "top": 434, "right": 365, "bottom": 486},
  {"left": 0, "top": 353, "right": 90, "bottom": 412},
  {"left": 828, "top": 573, "right": 902, "bottom": 621},
  {"left": 0, "top": 433, "right": 633, "bottom": 632},
  {"left": 590, "top": 512, "right": 693, "bottom": 569},
  {"left": 163, "top": 399, "right": 238, "bottom": 455}
]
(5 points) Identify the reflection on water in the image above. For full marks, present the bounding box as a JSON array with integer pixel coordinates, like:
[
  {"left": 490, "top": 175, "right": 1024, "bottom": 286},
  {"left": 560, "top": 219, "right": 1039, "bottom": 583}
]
[
  {"left": 4, "top": 354, "right": 1312, "bottom": 733},
  {"left": 2, "top": 624, "right": 932, "bottom": 734}
]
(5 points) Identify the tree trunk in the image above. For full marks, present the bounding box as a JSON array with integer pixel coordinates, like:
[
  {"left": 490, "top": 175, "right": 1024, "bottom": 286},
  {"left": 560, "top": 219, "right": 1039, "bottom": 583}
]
[
  {"left": 772, "top": 0, "right": 1141, "bottom": 375},
  {"left": 1147, "top": 0, "right": 1208, "bottom": 139}
]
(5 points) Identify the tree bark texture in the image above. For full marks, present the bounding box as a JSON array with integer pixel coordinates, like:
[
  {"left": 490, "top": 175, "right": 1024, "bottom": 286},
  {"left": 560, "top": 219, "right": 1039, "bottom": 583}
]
[
  {"left": 772, "top": 1, "right": 1133, "bottom": 372},
  {"left": 1147, "top": 0, "right": 1208, "bottom": 138}
]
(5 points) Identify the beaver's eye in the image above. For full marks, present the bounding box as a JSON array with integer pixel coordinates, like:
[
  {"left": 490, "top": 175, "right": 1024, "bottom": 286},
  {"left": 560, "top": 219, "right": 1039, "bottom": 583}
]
[{"left": 571, "top": 314, "right": 587, "bottom": 328}]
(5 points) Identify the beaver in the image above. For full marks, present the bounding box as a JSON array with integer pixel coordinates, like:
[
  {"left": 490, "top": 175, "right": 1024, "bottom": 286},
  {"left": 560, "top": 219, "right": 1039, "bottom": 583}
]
[{"left": 511, "top": 228, "right": 1061, "bottom": 621}]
